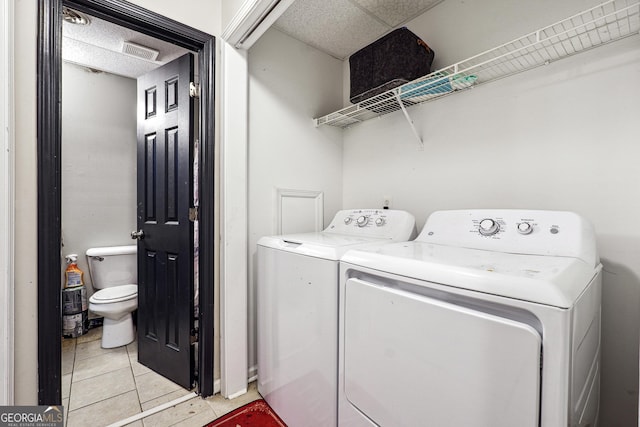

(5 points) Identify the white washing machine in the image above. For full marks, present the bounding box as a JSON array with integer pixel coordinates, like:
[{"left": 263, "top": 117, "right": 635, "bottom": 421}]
[
  {"left": 257, "top": 209, "right": 416, "bottom": 427},
  {"left": 338, "top": 209, "right": 602, "bottom": 427}
]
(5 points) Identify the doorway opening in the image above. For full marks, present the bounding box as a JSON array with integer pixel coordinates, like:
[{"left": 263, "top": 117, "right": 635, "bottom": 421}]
[
  {"left": 38, "top": 0, "right": 216, "bottom": 405},
  {"left": 60, "top": 10, "right": 199, "bottom": 417}
]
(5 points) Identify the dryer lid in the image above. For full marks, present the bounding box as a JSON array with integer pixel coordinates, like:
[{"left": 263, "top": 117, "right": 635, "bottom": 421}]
[
  {"left": 91, "top": 284, "right": 138, "bottom": 302},
  {"left": 342, "top": 242, "right": 601, "bottom": 308}
]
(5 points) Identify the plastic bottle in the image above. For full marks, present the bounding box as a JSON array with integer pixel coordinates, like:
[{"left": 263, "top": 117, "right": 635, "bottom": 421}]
[
  {"left": 62, "top": 253, "right": 89, "bottom": 337},
  {"left": 64, "top": 253, "right": 84, "bottom": 288}
]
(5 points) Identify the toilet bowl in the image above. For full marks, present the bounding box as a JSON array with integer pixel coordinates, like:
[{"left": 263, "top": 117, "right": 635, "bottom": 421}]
[
  {"left": 86, "top": 245, "right": 138, "bottom": 349},
  {"left": 89, "top": 284, "right": 138, "bottom": 348}
]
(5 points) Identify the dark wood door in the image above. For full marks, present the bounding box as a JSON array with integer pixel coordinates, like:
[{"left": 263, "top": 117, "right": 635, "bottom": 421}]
[{"left": 136, "top": 53, "right": 195, "bottom": 389}]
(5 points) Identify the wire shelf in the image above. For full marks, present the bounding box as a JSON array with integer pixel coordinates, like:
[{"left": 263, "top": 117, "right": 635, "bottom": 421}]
[{"left": 315, "top": 0, "right": 640, "bottom": 128}]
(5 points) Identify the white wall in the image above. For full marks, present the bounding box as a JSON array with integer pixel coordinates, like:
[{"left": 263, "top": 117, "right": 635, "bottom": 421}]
[
  {"left": 13, "top": 0, "right": 38, "bottom": 405},
  {"left": 341, "top": 1, "right": 640, "bottom": 424},
  {"left": 128, "top": 0, "right": 220, "bottom": 36},
  {"left": 61, "top": 63, "right": 137, "bottom": 298},
  {"left": 220, "top": 42, "right": 249, "bottom": 397},
  {"left": 247, "top": 28, "right": 344, "bottom": 372},
  {"left": 406, "top": 0, "right": 603, "bottom": 70}
]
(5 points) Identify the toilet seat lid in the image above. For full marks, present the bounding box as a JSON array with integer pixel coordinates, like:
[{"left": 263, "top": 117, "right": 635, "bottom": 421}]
[{"left": 90, "top": 284, "right": 138, "bottom": 303}]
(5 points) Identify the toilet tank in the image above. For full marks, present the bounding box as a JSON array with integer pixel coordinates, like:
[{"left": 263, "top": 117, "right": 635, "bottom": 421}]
[{"left": 86, "top": 245, "right": 137, "bottom": 290}]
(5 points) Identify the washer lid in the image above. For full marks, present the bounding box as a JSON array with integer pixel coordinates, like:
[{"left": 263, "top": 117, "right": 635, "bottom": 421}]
[
  {"left": 90, "top": 285, "right": 138, "bottom": 303},
  {"left": 258, "top": 233, "right": 390, "bottom": 261},
  {"left": 342, "top": 242, "right": 601, "bottom": 308}
]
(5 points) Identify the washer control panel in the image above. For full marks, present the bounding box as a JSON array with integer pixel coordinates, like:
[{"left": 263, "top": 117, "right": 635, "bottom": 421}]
[
  {"left": 466, "top": 215, "right": 560, "bottom": 239},
  {"left": 471, "top": 216, "right": 539, "bottom": 238},
  {"left": 418, "top": 209, "right": 598, "bottom": 266},
  {"left": 326, "top": 209, "right": 416, "bottom": 240}
]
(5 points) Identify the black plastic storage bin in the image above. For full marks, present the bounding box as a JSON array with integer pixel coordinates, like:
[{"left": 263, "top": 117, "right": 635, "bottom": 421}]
[{"left": 349, "top": 27, "right": 434, "bottom": 104}]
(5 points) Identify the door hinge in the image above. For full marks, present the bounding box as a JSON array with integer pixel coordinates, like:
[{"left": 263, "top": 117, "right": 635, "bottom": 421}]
[
  {"left": 191, "top": 327, "right": 199, "bottom": 344},
  {"left": 189, "top": 82, "right": 200, "bottom": 98},
  {"left": 189, "top": 207, "right": 198, "bottom": 222}
]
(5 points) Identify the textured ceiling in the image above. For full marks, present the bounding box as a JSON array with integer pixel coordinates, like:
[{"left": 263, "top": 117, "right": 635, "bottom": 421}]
[
  {"left": 62, "top": 11, "right": 190, "bottom": 79},
  {"left": 273, "top": 0, "right": 444, "bottom": 59},
  {"left": 63, "top": 1, "right": 442, "bottom": 75}
]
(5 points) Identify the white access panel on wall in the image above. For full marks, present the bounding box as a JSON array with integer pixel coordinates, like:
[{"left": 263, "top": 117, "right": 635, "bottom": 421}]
[
  {"left": 276, "top": 188, "right": 324, "bottom": 234},
  {"left": 344, "top": 278, "right": 542, "bottom": 427}
]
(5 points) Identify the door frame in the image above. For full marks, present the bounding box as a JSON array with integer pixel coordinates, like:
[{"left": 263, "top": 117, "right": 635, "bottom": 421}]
[{"left": 37, "top": 0, "right": 216, "bottom": 404}]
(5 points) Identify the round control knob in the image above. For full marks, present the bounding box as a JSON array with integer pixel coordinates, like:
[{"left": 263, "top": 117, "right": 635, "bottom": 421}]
[
  {"left": 478, "top": 218, "right": 500, "bottom": 236},
  {"left": 375, "top": 217, "right": 386, "bottom": 227},
  {"left": 356, "top": 215, "right": 369, "bottom": 227},
  {"left": 344, "top": 217, "right": 352, "bottom": 225},
  {"left": 517, "top": 222, "right": 533, "bottom": 235}
]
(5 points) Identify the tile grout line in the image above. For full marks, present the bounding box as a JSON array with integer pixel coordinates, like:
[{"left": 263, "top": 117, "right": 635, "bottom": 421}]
[
  {"left": 64, "top": 337, "right": 77, "bottom": 427},
  {"left": 65, "top": 372, "right": 138, "bottom": 414},
  {"left": 167, "top": 409, "right": 215, "bottom": 427},
  {"left": 65, "top": 338, "right": 78, "bottom": 426},
  {"left": 66, "top": 338, "right": 77, "bottom": 426},
  {"left": 67, "top": 331, "right": 135, "bottom": 420},
  {"left": 69, "top": 344, "right": 131, "bottom": 384},
  {"left": 69, "top": 360, "right": 131, "bottom": 385},
  {"left": 125, "top": 342, "right": 144, "bottom": 416},
  {"left": 105, "top": 392, "right": 199, "bottom": 427}
]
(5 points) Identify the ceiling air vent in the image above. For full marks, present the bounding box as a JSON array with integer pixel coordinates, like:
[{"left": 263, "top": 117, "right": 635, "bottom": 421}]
[{"left": 122, "top": 41, "right": 160, "bottom": 61}]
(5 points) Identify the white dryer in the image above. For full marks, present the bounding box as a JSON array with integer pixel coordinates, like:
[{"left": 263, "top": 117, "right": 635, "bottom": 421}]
[
  {"left": 257, "top": 209, "right": 416, "bottom": 427},
  {"left": 339, "top": 209, "right": 602, "bottom": 427}
]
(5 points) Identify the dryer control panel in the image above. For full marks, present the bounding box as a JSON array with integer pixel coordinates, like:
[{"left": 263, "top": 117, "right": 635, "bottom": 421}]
[
  {"left": 417, "top": 209, "right": 598, "bottom": 267},
  {"left": 325, "top": 209, "right": 416, "bottom": 241}
]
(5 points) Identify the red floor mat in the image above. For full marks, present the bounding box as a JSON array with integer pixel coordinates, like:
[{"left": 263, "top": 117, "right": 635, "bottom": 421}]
[{"left": 203, "top": 399, "right": 287, "bottom": 427}]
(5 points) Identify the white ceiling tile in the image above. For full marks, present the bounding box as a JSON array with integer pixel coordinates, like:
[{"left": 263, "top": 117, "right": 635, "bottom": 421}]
[
  {"left": 351, "top": 0, "right": 444, "bottom": 27},
  {"left": 62, "top": 12, "right": 190, "bottom": 78},
  {"left": 273, "top": 0, "right": 391, "bottom": 59},
  {"left": 63, "top": 38, "right": 157, "bottom": 79}
]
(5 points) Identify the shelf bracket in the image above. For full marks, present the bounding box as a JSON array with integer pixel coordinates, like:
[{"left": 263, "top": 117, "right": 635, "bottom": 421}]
[{"left": 395, "top": 93, "right": 424, "bottom": 149}]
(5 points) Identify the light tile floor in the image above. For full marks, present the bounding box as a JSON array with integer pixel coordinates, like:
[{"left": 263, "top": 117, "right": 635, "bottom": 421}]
[{"left": 62, "top": 327, "right": 261, "bottom": 427}]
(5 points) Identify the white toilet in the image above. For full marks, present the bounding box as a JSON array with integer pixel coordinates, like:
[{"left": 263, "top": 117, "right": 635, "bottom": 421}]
[{"left": 86, "top": 245, "right": 138, "bottom": 348}]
